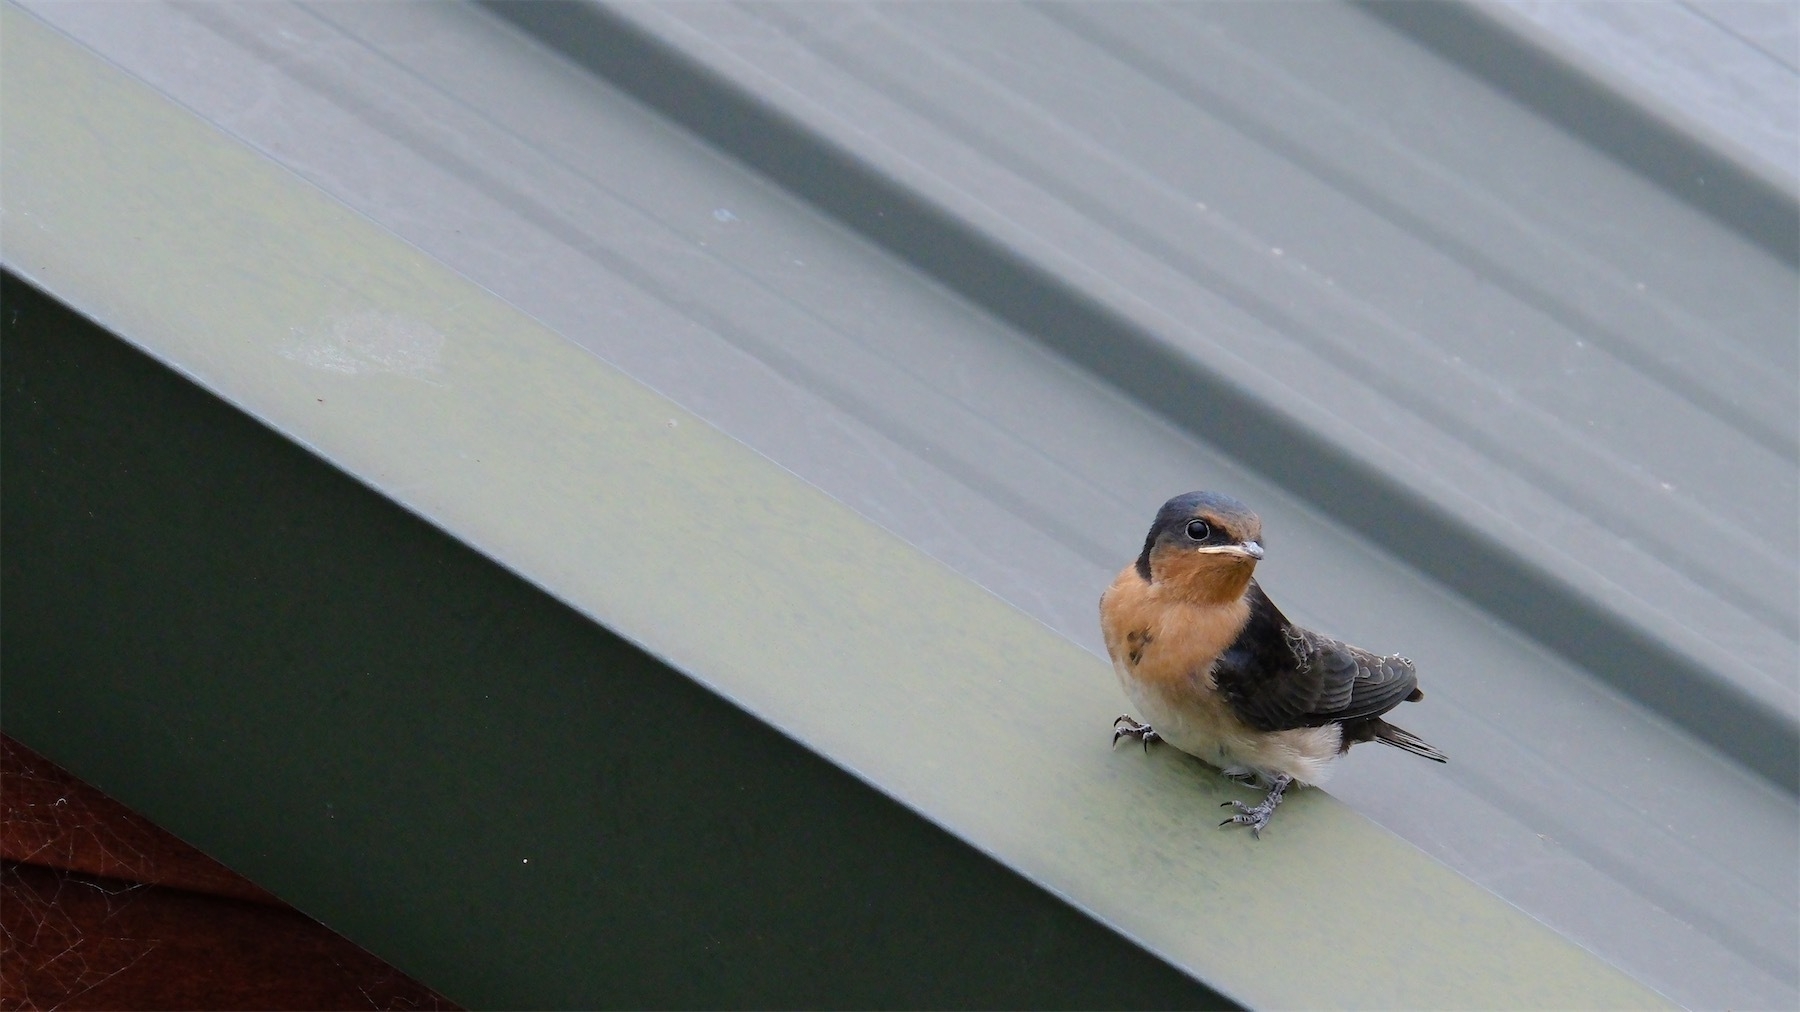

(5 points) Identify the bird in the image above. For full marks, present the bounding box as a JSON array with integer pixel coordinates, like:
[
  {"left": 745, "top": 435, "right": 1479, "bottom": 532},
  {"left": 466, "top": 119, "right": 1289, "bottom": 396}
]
[{"left": 1100, "top": 491, "right": 1446, "bottom": 835}]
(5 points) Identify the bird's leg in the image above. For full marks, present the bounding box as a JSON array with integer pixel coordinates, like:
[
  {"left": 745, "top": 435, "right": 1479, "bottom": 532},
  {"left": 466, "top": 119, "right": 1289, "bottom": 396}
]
[
  {"left": 1111, "top": 714, "right": 1161, "bottom": 752},
  {"left": 1220, "top": 774, "right": 1293, "bottom": 837}
]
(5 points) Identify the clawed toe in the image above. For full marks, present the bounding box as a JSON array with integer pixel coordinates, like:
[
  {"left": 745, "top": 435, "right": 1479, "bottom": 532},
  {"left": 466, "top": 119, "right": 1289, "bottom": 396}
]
[
  {"left": 1219, "top": 804, "right": 1276, "bottom": 836},
  {"left": 1218, "top": 774, "right": 1293, "bottom": 838},
  {"left": 1111, "top": 715, "right": 1161, "bottom": 751}
]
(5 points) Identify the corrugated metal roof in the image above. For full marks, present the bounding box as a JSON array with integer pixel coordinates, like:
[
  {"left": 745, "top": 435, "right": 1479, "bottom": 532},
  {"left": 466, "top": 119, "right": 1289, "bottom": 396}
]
[
  {"left": 10, "top": 1, "right": 1796, "bottom": 1006},
  {"left": 1499, "top": 0, "right": 1798, "bottom": 193}
]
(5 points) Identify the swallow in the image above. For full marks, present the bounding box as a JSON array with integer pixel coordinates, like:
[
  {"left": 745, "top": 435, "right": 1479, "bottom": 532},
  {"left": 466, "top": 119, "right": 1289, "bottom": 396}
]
[{"left": 1100, "top": 491, "right": 1446, "bottom": 835}]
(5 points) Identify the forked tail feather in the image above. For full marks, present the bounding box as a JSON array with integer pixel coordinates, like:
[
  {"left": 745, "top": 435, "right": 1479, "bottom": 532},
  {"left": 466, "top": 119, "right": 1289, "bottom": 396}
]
[{"left": 1374, "top": 720, "right": 1448, "bottom": 763}]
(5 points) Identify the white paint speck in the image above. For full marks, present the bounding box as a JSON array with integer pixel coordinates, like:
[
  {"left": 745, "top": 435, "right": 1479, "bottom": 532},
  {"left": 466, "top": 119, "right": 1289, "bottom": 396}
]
[
  {"left": 713, "top": 208, "right": 738, "bottom": 223},
  {"left": 1271, "top": 247, "right": 1283, "bottom": 256},
  {"left": 280, "top": 311, "right": 445, "bottom": 382}
]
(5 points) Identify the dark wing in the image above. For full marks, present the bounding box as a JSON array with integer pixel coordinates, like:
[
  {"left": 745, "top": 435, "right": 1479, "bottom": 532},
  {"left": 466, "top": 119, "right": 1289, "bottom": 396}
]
[
  {"left": 1211, "top": 581, "right": 1420, "bottom": 732},
  {"left": 1287, "top": 627, "right": 1421, "bottom": 726},
  {"left": 1209, "top": 581, "right": 1321, "bottom": 732}
]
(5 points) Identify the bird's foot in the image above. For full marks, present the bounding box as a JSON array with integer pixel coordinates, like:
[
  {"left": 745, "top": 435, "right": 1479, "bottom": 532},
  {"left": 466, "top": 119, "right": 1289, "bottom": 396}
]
[
  {"left": 1220, "top": 774, "right": 1293, "bottom": 837},
  {"left": 1111, "top": 715, "right": 1161, "bottom": 752}
]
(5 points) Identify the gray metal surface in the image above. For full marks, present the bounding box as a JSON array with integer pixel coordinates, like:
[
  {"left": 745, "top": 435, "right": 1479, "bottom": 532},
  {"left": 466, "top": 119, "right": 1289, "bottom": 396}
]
[
  {"left": 13, "top": 1, "right": 1797, "bottom": 1007},
  {"left": 1500, "top": 0, "right": 1798, "bottom": 192}
]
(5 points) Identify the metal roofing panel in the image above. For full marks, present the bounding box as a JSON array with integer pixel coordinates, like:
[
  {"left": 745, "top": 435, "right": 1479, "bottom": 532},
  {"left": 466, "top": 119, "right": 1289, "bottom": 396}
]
[
  {"left": 557, "top": 0, "right": 1799, "bottom": 734},
  {"left": 9, "top": 0, "right": 1796, "bottom": 1007},
  {"left": 1499, "top": 0, "right": 1798, "bottom": 191}
]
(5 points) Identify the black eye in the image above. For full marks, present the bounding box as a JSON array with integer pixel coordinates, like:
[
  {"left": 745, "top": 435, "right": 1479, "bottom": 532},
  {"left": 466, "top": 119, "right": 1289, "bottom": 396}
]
[{"left": 1185, "top": 519, "right": 1211, "bottom": 541}]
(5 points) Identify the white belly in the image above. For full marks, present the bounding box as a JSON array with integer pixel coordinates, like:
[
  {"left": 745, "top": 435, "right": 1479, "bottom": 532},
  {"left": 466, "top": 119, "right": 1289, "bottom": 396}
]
[{"left": 1113, "top": 658, "right": 1342, "bottom": 785}]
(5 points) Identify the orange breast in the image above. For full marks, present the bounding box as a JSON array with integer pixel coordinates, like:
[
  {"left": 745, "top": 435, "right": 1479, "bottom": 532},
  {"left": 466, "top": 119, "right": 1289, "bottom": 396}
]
[{"left": 1100, "top": 565, "right": 1251, "bottom": 691}]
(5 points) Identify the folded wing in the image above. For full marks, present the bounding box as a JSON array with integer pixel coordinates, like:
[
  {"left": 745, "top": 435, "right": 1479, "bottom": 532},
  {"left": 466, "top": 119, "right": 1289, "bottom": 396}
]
[{"left": 1212, "top": 581, "right": 1421, "bottom": 733}]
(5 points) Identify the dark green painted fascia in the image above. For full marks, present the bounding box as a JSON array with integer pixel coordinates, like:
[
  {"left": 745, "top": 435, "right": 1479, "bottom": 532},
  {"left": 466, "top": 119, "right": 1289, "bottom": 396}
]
[{"left": 1, "top": 269, "right": 1231, "bottom": 1010}]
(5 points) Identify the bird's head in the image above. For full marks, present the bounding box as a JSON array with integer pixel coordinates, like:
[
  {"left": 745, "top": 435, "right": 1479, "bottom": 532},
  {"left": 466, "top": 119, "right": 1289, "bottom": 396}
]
[{"left": 1136, "top": 491, "right": 1264, "bottom": 603}]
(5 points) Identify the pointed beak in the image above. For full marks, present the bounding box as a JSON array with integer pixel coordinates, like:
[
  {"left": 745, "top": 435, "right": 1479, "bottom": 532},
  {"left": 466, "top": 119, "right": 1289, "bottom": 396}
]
[{"left": 1196, "top": 540, "right": 1264, "bottom": 561}]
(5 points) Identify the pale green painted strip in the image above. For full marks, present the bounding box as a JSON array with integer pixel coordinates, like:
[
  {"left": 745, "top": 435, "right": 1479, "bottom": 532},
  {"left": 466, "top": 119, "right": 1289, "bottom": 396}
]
[{"left": 0, "top": 7, "right": 1666, "bottom": 1007}]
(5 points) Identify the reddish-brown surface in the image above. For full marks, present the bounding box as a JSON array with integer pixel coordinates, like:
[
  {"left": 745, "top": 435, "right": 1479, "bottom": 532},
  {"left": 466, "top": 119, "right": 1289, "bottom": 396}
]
[{"left": 0, "top": 735, "right": 459, "bottom": 1011}]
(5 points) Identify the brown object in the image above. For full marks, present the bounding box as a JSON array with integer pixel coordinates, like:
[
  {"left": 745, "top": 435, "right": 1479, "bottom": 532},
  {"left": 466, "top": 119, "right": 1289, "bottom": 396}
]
[{"left": 0, "top": 734, "right": 459, "bottom": 1010}]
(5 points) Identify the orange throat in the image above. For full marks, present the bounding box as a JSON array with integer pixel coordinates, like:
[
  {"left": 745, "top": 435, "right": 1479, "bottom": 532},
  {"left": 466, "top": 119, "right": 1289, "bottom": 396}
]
[{"left": 1149, "top": 547, "right": 1256, "bottom": 606}]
